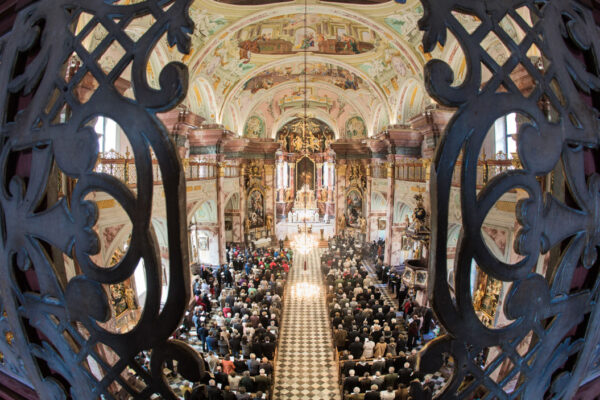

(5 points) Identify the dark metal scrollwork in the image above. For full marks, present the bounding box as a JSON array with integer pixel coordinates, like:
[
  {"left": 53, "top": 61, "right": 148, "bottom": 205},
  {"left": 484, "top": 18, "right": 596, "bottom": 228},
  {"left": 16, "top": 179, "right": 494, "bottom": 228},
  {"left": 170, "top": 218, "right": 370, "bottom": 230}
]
[
  {"left": 0, "top": 0, "right": 201, "bottom": 398},
  {"left": 420, "top": 0, "right": 600, "bottom": 398}
]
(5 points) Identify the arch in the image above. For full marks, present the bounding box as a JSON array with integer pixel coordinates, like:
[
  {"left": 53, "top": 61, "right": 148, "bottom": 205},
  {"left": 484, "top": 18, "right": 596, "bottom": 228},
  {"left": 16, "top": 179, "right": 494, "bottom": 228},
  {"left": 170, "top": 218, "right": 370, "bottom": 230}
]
[
  {"left": 237, "top": 80, "right": 370, "bottom": 136},
  {"left": 397, "top": 78, "right": 428, "bottom": 123},
  {"left": 393, "top": 201, "right": 412, "bottom": 225},
  {"left": 188, "top": 199, "right": 218, "bottom": 224},
  {"left": 225, "top": 192, "right": 240, "bottom": 211},
  {"left": 189, "top": 77, "right": 219, "bottom": 123},
  {"left": 272, "top": 109, "right": 339, "bottom": 139},
  {"left": 370, "top": 190, "right": 387, "bottom": 212}
]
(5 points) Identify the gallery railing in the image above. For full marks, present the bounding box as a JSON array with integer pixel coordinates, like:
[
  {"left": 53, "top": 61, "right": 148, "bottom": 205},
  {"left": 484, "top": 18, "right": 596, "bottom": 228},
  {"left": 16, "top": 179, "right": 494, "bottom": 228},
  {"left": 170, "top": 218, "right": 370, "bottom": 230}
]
[
  {"left": 58, "top": 152, "right": 241, "bottom": 195},
  {"left": 420, "top": 0, "right": 600, "bottom": 398},
  {"left": 395, "top": 157, "right": 515, "bottom": 188}
]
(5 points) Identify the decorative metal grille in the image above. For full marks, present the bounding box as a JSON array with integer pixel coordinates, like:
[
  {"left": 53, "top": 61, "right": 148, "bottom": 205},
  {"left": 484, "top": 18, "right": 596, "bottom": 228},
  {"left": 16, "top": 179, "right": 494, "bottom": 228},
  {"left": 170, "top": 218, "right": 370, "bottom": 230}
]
[
  {"left": 0, "top": 0, "right": 202, "bottom": 398},
  {"left": 420, "top": 0, "right": 600, "bottom": 398}
]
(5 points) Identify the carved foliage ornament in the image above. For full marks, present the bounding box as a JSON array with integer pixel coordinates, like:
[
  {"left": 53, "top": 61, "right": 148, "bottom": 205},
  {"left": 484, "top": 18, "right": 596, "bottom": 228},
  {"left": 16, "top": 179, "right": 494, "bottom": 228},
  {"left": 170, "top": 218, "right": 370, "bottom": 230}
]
[
  {"left": 420, "top": 0, "right": 600, "bottom": 398},
  {"left": 0, "top": 1, "right": 203, "bottom": 398}
]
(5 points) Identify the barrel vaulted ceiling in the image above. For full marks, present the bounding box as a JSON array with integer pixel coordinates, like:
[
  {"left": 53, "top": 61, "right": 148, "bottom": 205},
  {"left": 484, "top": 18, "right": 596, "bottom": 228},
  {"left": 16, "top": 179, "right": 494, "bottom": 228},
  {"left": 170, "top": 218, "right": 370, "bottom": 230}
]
[{"left": 85, "top": 0, "right": 529, "bottom": 138}]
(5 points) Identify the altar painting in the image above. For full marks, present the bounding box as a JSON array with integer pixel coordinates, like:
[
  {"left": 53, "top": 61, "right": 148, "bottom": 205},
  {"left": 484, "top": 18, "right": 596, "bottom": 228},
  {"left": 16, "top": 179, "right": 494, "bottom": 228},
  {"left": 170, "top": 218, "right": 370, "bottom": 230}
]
[
  {"left": 247, "top": 189, "right": 265, "bottom": 228},
  {"left": 346, "top": 189, "right": 363, "bottom": 227}
]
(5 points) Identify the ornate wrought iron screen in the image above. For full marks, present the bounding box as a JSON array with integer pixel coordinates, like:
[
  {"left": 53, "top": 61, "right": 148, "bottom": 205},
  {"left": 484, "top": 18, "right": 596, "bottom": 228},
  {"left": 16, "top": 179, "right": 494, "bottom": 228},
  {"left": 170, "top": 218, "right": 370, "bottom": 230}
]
[
  {"left": 0, "top": 0, "right": 203, "bottom": 398},
  {"left": 421, "top": 0, "right": 600, "bottom": 398}
]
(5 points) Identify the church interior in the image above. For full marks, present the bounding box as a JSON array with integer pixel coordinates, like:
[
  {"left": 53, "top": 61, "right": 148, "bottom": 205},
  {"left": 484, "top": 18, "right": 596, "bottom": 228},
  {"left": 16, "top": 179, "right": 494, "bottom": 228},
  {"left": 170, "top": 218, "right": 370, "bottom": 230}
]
[{"left": 2, "top": 0, "right": 600, "bottom": 399}]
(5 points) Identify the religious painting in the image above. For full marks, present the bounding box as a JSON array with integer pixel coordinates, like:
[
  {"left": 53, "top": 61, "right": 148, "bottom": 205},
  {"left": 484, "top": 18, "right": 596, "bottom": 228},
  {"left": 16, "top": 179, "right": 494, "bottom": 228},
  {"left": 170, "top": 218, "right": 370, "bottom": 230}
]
[
  {"left": 244, "top": 116, "right": 265, "bottom": 138},
  {"left": 296, "top": 156, "right": 316, "bottom": 192},
  {"left": 243, "top": 63, "right": 364, "bottom": 93},
  {"left": 247, "top": 189, "right": 265, "bottom": 228},
  {"left": 345, "top": 116, "right": 366, "bottom": 138},
  {"left": 198, "top": 236, "right": 209, "bottom": 251},
  {"left": 233, "top": 14, "right": 378, "bottom": 57},
  {"left": 277, "top": 117, "right": 334, "bottom": 153},
  {"left": 378, "top": 219, "right": 386, "bottom": 230},
  {"left": 345, "top": 189, "right": 363, "bottom": 228}
]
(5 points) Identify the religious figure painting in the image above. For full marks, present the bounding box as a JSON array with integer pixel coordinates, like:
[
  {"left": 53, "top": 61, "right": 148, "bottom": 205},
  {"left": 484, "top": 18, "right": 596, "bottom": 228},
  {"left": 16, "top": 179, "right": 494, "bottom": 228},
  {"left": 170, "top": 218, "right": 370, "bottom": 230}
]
[
  {"left": 247, "top": 189, "right": 265, "bottom": 228},
  {"left": 244, "top": 115, "right": 265, "bottom": 138},
  {"left": 198, "top": 236, "right": 209, "bottom": 251},
  {"left": 345, "top": 189, "right": 363, "bottom": 228},
  {"left": 233, "top": 14, "right": 377, "bottom": 57},
  {"left": 345, "top": 116, "right": 366, "bottom": 138},
  {"left": 243, "top": 63, "right": 364, "bottom": 93}
]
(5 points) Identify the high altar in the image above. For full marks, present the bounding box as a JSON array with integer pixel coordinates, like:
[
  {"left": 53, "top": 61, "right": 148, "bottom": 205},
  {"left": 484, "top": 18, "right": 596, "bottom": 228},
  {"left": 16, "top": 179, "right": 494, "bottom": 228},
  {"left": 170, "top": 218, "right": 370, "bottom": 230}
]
[
  {"left": 290, "top": 181, "right": 319, "bottom": 222},
  {"left": 274, "top": 119, "right": 337, "bottom": 238}
]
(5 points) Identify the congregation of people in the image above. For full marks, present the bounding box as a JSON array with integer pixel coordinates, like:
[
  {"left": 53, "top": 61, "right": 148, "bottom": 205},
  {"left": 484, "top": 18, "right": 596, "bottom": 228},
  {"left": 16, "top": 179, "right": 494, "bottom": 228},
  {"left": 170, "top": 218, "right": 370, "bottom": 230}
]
[
  {"left": 323, "top": 235, "right": 439, "bottom": 400},
  {"left": 122, "top": 244, "right": 291, "bottom": 400}
]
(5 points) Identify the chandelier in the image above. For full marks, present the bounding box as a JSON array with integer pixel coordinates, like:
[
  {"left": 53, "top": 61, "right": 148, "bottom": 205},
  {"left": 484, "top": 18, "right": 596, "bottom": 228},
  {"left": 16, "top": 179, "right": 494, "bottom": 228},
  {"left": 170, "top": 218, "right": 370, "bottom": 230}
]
[{"left": 291, "top": 232, "right": 317, "bottom": 255}]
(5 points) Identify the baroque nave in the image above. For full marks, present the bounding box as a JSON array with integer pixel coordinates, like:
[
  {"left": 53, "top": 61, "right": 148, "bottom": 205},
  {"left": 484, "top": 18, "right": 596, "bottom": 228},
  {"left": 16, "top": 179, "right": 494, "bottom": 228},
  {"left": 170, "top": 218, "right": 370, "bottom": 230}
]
[{"left": 1, "top": 0, "right": 600, "bottom": 399}]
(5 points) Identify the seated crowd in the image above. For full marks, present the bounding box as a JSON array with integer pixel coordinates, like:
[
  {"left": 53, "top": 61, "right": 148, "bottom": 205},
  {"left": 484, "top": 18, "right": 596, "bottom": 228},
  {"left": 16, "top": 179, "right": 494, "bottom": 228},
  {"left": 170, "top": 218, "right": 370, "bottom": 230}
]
[
  {"left": 323, "top": 235, "right": 439, "bottom": 400},
  {"left": 124, "top": 244, "right": 291, "bottom": 400}
]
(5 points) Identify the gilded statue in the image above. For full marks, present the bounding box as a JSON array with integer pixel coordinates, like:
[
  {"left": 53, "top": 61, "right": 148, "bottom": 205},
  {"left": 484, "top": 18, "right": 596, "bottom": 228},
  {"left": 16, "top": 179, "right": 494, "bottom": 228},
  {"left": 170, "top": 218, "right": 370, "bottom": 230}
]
[
  {"left": 360, "top": 216, "right": 367, "bottom": 233},
  {"left": 125, "top": 286, "right": 137, "bottom": 310},
  {"left": 266, "top": 215, "right": 273, "bottom": 232},
  {"left": 244, "top": 217, "right": 251, "bottom": 232},
  {"left": 293, "top": 135, "right": 304, "bottom": 152},
  {"left": 337, "top": 214, "right": 345, "bottom": 231}
]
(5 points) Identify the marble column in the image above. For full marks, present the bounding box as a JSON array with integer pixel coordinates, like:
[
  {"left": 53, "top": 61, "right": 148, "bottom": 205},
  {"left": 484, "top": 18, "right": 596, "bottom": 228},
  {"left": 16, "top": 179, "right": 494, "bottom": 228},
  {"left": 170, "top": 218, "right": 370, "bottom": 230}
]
[
  {"left": 217, "top": 162, "right": 226, "bottom": 264},
  {"left": 239, "top": 166, "right": 246, "bottom": 243},
  {"left": 335, "top": 163, "right": 347, "bottom": 235},
  {"left": 365, "top": 164, "right": 372, "bottom": 241},
  {"left": 384, "top": 160, "right": 395, "bottom": 264},
  {"left": 264, "top": 164, "right": 275, "bottom": 238}
]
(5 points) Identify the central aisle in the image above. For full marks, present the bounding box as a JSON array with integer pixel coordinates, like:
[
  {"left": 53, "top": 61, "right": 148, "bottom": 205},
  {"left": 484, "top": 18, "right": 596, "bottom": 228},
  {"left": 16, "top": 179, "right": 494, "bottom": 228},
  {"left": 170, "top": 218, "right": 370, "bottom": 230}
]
[{"left": 272, "top": 249, "right": 341, "bottom": 400}]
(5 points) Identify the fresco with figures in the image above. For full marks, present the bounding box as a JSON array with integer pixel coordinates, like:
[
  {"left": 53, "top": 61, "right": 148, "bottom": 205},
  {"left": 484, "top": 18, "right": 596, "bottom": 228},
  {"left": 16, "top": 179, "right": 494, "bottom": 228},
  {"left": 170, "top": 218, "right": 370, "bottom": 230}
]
[
  {"left": 234, "top": 14, "right": 378, "bottom": 59},
  {"left": 345, "top": 116, "right": 366, "bottom": 138},
  {"left": 244, "top": 115, "right": 266, "bottom": 138},
  {"left": 243, "top": 63, "right": 364, "bottom": 94}
]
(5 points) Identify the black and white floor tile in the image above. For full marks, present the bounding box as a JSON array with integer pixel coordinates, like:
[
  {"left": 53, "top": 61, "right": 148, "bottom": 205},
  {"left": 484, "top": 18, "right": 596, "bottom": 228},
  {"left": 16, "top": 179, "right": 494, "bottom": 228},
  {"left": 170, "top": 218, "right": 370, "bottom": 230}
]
[
  {"left": 362, "top": 262, "right": 399, "bottom": 310},
  {"left": 272, "top": 249, "right": 342, "bottom": 400}
]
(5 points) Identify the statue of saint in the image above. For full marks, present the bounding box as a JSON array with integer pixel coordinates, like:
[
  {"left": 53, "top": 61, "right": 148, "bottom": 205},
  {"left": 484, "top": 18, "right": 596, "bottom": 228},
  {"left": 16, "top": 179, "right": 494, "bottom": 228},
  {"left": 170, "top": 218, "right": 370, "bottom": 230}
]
[
  {"left": 244, "top": 217, "right": 251, "bottom": 232},
  {"left": 360, "top": 216, "right": 367, "bottom": 233},
  {"left": 337, "top": 214, "right": 345, "bottom": 231},
  {"left": 266, "top": 215, "right": 273, "bottom": 232},
  {"left": 125, "top": 286, "right": 137, "bottom": 310}
]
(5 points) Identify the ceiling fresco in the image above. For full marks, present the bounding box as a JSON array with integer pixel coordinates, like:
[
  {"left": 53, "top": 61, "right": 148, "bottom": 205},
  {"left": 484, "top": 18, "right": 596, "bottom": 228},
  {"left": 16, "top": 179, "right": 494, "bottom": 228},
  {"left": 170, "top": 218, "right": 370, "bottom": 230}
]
[
  {"left": 233, "top": 13, "right": 380, "bottom": 57},
  {"left": 94, "top": 0, "right": 529, "bottom": 137},
  {"left": 242, "top": 62, "right": 365, "bottom": 93}
]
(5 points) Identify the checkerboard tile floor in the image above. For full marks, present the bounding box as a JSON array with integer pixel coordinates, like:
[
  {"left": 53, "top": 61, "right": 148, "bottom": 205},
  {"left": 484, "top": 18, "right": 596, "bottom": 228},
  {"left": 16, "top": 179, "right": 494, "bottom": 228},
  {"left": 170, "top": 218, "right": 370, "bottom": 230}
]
[{"left": 272, "top": 249, "right": 342, "bottom": 400}]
